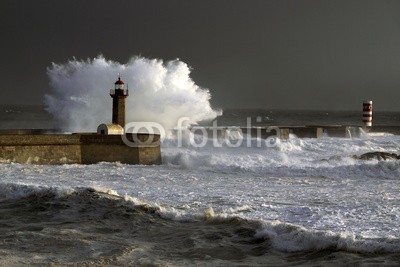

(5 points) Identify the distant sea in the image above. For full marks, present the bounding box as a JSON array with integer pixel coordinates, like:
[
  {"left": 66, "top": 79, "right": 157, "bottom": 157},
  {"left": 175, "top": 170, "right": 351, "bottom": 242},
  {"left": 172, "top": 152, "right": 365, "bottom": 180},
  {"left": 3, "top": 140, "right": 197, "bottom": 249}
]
[
  {"left": 0, "top": 105, "right": 400, "bottom": 266},
  {"left": 1, "top": 105, "right": 400, "bottom": 129}
]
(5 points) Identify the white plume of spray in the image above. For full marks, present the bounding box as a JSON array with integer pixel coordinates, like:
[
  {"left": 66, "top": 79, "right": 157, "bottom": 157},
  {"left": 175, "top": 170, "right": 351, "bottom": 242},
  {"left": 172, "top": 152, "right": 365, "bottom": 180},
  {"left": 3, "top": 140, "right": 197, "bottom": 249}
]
[{"left": 45, "top": 55, "right": 221, "bottom": 133}]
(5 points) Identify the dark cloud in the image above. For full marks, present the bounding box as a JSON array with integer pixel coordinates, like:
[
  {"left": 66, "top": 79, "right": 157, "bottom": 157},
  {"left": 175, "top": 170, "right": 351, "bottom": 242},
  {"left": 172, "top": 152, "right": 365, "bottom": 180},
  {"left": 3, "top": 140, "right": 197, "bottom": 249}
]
[{"left": 1, "top": 0, "right": 400, "bottom": 110}]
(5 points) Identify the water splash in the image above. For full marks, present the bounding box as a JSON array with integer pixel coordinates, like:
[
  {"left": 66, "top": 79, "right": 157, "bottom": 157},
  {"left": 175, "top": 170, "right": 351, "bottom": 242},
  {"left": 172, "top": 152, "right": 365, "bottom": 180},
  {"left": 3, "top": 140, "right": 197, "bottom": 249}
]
[{"left": 45, "top": 56, "right": 221, "bottom": 132}]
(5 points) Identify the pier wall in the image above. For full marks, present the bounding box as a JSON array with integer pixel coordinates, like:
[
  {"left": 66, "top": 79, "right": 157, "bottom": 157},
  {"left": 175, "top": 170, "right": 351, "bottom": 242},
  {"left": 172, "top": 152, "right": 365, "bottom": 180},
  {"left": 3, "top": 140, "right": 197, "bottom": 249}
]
[
  {"left": 0, "top": 133, "right": 161, "bottom": 165},
  {"left": 369, "top": 126, "right": 400, "bottom": 135},
  {"left": 193, "top": 125, "right": 395, "bottom": 139},
  {"left": 237, "top": 126, "right": 349, "bottom": 138}
]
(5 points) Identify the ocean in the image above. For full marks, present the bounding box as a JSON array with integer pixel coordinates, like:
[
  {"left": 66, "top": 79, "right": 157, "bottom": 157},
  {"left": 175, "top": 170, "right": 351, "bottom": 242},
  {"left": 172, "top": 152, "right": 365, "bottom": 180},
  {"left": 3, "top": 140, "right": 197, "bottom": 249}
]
[{"left": 1, "top": 105, "right": 400, "bottom": 266}]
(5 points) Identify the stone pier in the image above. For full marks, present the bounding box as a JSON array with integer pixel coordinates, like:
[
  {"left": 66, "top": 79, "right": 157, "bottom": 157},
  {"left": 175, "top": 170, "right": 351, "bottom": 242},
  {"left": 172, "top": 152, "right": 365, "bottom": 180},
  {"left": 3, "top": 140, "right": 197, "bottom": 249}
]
[{"left": 0, "top": 133, "right": 161, "bottom": 165}]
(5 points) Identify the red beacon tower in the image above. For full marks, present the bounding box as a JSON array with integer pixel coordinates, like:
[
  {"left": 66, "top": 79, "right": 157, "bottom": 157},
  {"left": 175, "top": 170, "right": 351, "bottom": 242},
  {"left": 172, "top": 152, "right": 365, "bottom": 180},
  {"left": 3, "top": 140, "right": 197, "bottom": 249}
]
[{"left": 110, "top": 75, "right": 129, "bottom": 128}]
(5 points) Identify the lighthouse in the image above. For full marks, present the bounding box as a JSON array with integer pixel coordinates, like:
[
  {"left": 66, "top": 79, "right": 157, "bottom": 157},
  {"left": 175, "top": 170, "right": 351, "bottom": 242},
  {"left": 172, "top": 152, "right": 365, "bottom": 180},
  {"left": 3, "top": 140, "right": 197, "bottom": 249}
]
[
  {"left": 110, "top": 76, "right": 129, "bottom": 128},
  {"left": 362, "top": 100, "right": 373, "bottom": 128}
]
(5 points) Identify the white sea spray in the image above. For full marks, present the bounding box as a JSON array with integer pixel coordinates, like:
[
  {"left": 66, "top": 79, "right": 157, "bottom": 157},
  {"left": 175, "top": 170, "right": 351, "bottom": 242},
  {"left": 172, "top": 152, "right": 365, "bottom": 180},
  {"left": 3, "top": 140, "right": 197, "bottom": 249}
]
[{"left": 45, "top": 56, "right": 221, "bottom": 133}]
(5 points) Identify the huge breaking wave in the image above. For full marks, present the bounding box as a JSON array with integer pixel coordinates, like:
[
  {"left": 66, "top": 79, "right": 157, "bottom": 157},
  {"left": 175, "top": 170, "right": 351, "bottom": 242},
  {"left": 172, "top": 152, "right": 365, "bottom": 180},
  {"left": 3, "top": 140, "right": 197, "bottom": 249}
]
[{"left": 45, "top": 56, "right": 221, "bottom": 132}]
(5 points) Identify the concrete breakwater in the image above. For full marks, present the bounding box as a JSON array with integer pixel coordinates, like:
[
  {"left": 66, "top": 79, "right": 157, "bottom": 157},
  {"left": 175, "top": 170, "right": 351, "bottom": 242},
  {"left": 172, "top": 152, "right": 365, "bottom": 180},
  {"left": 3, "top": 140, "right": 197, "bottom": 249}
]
[
  {"left": 191, "top": 125, "right": 400, "bottom": 139},
  {"left": 0, "top": 133, "right": 161, "bottom": 165},
  {"left": 0, "top": 125, "right": 398, "bottom": 165}
]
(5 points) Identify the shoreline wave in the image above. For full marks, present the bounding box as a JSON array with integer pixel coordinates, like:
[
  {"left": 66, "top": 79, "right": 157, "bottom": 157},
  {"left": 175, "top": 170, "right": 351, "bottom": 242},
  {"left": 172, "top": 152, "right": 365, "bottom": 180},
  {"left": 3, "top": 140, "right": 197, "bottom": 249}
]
[{"left": 1, "top": 183, "right": 399, "bottom": 257}]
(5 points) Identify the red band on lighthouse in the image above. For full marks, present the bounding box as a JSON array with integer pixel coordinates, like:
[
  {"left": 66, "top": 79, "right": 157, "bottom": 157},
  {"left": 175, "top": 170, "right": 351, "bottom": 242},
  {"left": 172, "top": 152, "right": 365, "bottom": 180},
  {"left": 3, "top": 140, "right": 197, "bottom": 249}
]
[{"left": 362, "top": 100, "right": 372, "bottom": 127}]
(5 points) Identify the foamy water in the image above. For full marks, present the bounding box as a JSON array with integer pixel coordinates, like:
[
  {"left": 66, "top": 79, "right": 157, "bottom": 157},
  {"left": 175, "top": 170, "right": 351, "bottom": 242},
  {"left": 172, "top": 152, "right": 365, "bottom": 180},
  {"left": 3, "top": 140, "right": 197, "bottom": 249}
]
[{"left": 1, "top": 133, "right": 400, "bottom": 265}]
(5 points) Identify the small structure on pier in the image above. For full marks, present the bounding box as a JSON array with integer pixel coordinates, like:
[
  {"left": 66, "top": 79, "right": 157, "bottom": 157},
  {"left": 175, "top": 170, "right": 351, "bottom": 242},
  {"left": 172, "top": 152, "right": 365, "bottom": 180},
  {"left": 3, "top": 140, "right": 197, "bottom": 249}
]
[{"left": 97, "top": 123, "right": 124, "bottom": 135}]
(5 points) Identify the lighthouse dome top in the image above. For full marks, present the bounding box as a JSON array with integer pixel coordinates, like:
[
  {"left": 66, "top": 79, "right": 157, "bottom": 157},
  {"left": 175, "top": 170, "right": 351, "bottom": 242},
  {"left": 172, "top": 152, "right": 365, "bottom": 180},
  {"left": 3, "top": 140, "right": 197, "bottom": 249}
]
[
  {"left": 115, "top": 77, "right": 124, "bottom": 85},
  {"left": 111, "top": 76, "right": 129, "bottom": 96}
]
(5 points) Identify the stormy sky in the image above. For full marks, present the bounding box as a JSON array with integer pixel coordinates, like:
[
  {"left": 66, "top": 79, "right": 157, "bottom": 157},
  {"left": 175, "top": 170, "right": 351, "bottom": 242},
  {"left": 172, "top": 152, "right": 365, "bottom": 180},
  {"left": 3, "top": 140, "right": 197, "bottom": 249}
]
[{"left": 1, "top": 0, "right": 400, "bottom": 111}]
